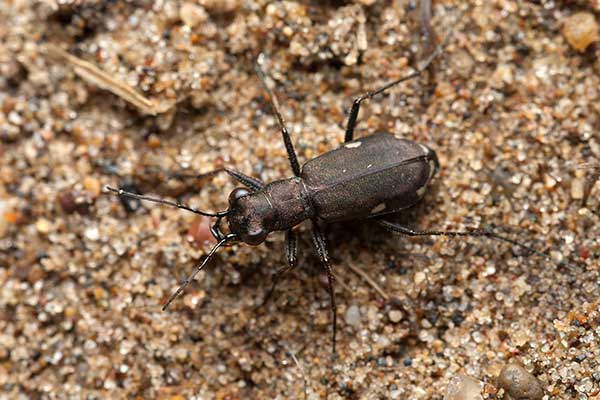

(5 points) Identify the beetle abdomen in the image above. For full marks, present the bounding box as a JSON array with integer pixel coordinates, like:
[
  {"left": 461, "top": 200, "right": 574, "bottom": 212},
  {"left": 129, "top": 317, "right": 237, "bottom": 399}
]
[{"left": 301, "top": 132, "right": 438, "bottom": 222}]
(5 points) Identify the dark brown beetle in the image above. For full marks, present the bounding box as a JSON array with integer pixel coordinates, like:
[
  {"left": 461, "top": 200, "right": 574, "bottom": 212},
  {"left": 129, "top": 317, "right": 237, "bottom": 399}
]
[{"left": 107, "top": 43, "right": 550, "bottom": 359}]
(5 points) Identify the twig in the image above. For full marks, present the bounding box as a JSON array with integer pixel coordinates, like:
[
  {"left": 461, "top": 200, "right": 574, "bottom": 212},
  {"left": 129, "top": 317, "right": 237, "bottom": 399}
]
[
  {"left": 347, "top": 263, "right": 390, "bottom": 301},
  {"left": 330, "top": 271, "right": 354, "bottom": 295},
  {"left": 284, "top": 345, "right": 308, "bottom": 400},
  {"left": 45, "top": 44, "right": 173, "bottom": 116}
]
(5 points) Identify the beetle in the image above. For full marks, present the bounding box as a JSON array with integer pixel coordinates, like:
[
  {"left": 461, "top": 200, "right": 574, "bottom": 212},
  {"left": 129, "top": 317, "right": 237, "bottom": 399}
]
[{"left": 106, "top": 42, "right": 550, "bottom": 359}]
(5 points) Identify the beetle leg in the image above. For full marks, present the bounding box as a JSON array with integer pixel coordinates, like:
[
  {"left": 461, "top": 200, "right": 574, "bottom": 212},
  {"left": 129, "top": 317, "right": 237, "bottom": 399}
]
[
  {"left": 224, "top": 169, "right": 265, "bottom": 191},
  {"left": 254, "top": 57, "right": 301, "bottom": 177},
  {"left": 310, "top": 219, "right": 337, "bottom": 362},
  {"left": 260, "top": 229, "right": 298, "bottom": 307},
  {"left": 343, "top": 31, "right": 449, "bottom": 143},
  {"left": 286, "top": 228, "right": 299, "bottom": 270},
  {"left": 170, "top": 168, "right": 265, "bottom": 191},
  {"left": 376, "top": 219, "right": 552, "bottom": 261}
]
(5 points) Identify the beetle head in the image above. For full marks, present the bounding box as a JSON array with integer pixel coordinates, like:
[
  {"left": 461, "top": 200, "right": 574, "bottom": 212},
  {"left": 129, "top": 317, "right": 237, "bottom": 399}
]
[{"left": 227, "top": 188, "right": 274, "bottom": 245}]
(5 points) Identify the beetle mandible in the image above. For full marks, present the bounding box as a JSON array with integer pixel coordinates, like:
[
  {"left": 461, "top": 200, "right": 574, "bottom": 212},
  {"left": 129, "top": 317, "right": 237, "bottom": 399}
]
[{"left": 107, "top": 40, "right": 550, "bottom": 359}]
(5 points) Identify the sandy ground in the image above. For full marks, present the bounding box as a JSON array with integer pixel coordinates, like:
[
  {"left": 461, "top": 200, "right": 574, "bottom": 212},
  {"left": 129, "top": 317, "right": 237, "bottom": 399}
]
[{"left": 0, "top": 0, "right": 599, "bottom": 399}]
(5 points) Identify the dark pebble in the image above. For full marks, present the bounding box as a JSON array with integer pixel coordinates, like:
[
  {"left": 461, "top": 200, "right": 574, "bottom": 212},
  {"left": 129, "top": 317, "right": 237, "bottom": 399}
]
[
  {"left": 451, "top": 310, "right": 465, "bottom": 326},
  {"left": 58, "top": 190, "right": 90, "bottom": 214},
  {"left": 118, "top": 183, "right": 142, "bottom": 213}
]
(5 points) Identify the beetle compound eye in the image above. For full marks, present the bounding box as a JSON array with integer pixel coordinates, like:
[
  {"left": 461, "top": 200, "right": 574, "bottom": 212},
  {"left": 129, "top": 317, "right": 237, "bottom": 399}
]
[{"left": 229, "top": 187, "right": 250, "bottom": 205}]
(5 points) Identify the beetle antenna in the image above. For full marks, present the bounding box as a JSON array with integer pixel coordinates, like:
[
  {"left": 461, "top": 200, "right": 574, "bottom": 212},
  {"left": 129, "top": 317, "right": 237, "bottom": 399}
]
[
  {"left": 104, "top": 186, "right": 229, "bottom": 218},
  {"left": 162, "top": 234, "right": 237, "bottom": 310}
]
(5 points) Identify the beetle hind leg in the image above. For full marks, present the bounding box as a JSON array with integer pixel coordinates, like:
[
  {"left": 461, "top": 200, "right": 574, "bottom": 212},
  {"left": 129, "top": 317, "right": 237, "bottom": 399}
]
[{"left": 376, "top": 219, "right": 552, "bottom": 261}]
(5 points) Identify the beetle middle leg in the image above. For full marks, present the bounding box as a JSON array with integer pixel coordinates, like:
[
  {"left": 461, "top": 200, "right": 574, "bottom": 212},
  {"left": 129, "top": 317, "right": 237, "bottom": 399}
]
[{"left": 310, "top": 219, "right": 337, "bottom": 362}]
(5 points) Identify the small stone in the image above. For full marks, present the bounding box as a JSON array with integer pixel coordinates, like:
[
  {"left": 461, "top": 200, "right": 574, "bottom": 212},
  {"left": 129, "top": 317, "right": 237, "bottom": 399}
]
[
  {"left": 58, "top": 190, "right": 77, "bottom": 213},
  {"left": 27, "top": 265, "right": 44, "bottom": 283},
  {"left": 562, "top": 12, "right": 598, "bottom": 52},
  {"left": 85, "top": 226, "right": 100, "bottom": 241},
  {"left": 490, "top": 64, "right": 514, "bottom": 89},
  {"left": 83, "top": 176, "right": 101, "bottom": 197},
  {"left": 544, "top": 174, "right": 557, "bottom": 190},
  {"left": 93, "top": 287, "right": 106, "bottom": 300},
  {"left": 35, "top": 218, "right": 51, "bottom": 234},
  {"left": 414, "top": 271, "right": 426, "bottom": 284},
  {"left": 146, "top": 134, "right": 161, "bottom": 149},
  {"left": 180, "top": 3, "right": 208, "bottom": 28},
  {"left": 64, "top": 307, "right": 76, "bottom": 318},
  {"left": 445, "top": 375, "right": 484, "bottom": 400},
  {"left": 571, "top": 177, "right": 585, "bottom": 200},
  {"left": 575, "top": 377, "right": 594, "bottom": 394},
  {"left": 497, "top": 363, "right": 544, "bottom": 400},
  {"left": 0, "top": 199, "right": 17, "bottom": 238},
  {"left": 183, "top": 291, "right": 206, "bottom": 309},
  {"left": 60, "top": 190, "right": 91, "bottom": 214},
  {"left": 345, "top": 304, "right": 361, "bottom": 327},
  {"left": 388, "top": 310, "right": 403, "bottom": 323},
  {"left": 199, "top": 0, "right": 238, "bottom": 13},
  {"left": 187, "top": 216, "right": 216, "bottom": 249}
]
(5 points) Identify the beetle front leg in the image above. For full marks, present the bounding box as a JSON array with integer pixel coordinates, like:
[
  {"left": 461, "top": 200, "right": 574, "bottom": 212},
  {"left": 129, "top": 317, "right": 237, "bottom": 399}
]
[
  {"left": 260, "top": 229, "right": 298, "bottom": 307},
  {"left": 310, "top": 219, "right": 337, "bottom": 362},
  {"left": 255, "top": 59, "right": 301, "bottom": 177},
  {"left": 171, "top": 167, "right": 265, "bottom": 191}
]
